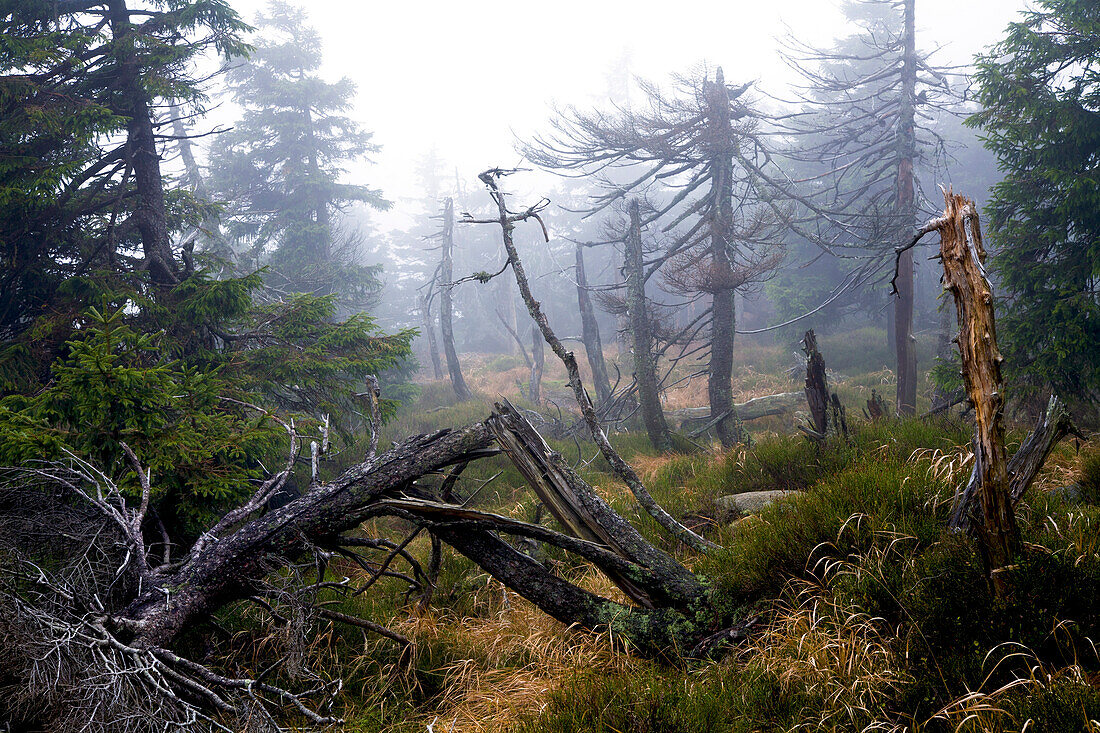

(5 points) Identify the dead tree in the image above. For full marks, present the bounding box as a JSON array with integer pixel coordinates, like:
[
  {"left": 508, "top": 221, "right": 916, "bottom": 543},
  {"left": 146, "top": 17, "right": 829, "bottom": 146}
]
[
  {"left": 528, "top": 324, "right": 544, "bottom": 403},
  {"left": 777, "top": 0, "right": 961, "bottom": 415},
  {"left": 800, "top": 329, "right": 848, "bottom": 440},
  {"left": 524, "top": 67, "right": 785, "bottom": 449},
  {"left": 419, "top": 290, "right": 444, "bottom": 379},
  {"left": 625, "top": 199, "right": 673, "bottom": 451},
  {"left": 575, "top": 244, "right": 613, "bottom": 405},
  {"left": 439, "top": 197, "right": 472, "bottom": 399},
  {"left": 462, "top": 168, "right": 715, "bottom": 553},
  {"left": 894, "top": 191, "right": 1080, "bottom": 597},
  {"left": 1, "top": 395, "right": 729, "bottom": 729},
  {"left": 803, "top": 329, "right": 830, "bottom": 436}
]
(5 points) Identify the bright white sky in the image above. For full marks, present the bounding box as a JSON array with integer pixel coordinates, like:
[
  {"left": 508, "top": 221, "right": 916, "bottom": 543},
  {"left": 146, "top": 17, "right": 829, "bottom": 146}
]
[{"left": 222, "top": 0, "right": 1030, "bottom": 230}]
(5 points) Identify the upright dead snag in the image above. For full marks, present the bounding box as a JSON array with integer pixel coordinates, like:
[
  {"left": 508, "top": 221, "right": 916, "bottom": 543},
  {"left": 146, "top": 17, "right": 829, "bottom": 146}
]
[
  {"left": 575, "top": 244, "right": 613, "bottom": 405},
  {"left": 528, "top": 325, "right": 544, "bottom": 403},
  {"left": 801, "top": 330, "right": 847, "bottom": 440},
  {"left": 802, "top": 330, "right": 830, "bottom": 437},
  {"left": 439, "top": 197, "right": 472, "bottom": 399},
  {"left": 419, "top": 290, "right": 444, "bottom": 380},
  {"left": 625, "top": 199, "right": 673, "bottom": 451},
  {"left": 892, "top": 192, "right": 1018, "bottom": 594}
]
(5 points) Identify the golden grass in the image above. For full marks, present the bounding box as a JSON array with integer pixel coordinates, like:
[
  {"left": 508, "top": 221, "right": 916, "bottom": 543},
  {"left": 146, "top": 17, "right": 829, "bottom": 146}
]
[{"left": 389, "top": 575, "right": 640, "bottom": 733}]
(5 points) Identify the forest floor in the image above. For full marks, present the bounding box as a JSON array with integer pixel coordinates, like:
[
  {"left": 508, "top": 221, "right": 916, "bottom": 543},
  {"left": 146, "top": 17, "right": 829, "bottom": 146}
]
[{"left": 217, "top": 328, "right": 1100, "bottom": 732}]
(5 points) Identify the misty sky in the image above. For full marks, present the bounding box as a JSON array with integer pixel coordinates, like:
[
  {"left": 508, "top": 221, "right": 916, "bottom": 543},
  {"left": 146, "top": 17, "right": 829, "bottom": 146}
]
[{"left": 223, "top": 0, "right": 1031, "bottom": 230}]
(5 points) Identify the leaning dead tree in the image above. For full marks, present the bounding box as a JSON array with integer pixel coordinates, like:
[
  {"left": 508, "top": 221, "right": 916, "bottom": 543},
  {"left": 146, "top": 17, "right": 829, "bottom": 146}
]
[
  {"left": 461, "top": 168, "right": 715, "bottom": 553},
  {"left": 894, "top": 190, "right": 1079, "bottom": 597},
  {"left": 2, "top": 381, "right": 729, "bottom": 729}
]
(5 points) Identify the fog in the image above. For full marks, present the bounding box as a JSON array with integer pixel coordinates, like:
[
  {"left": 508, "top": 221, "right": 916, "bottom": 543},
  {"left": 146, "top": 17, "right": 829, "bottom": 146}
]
[{"left": 224, "top": 0, "right": 1027, "bottom": 228}]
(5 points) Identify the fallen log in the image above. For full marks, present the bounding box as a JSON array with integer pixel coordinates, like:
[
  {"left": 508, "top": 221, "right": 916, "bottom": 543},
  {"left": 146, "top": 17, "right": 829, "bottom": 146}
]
[{"left": 668, "top": 392, "right": 802, "bottom": 431}]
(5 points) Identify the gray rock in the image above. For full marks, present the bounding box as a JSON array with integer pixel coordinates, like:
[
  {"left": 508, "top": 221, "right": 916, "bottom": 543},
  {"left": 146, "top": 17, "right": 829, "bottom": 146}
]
[{"left": 716, "top": 490, "right": 799, "bottom": 515}]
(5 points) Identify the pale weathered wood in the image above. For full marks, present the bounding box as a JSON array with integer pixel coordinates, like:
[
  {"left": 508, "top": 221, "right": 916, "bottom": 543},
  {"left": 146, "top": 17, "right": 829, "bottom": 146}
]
[
  {"left": 936, "top": 190, "right": 1018, "bottom": 596},
  {"left": 668, "top": 392, "right": 803, "bottom": 431}
]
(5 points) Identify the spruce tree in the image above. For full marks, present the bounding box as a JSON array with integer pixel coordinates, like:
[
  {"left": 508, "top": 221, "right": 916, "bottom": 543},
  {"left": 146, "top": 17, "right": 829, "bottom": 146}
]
[
  {"left": 969, "top": 0, "right": 1100, "bottom": 404},
  {"left": 209, "top": 1, "right": 389, "bottom": 311}
]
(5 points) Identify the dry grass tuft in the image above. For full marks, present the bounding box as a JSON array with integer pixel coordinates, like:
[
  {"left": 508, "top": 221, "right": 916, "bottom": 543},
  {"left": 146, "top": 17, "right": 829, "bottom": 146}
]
[{"left": 389, "top": 576, "right": 639, "bottom": 732}]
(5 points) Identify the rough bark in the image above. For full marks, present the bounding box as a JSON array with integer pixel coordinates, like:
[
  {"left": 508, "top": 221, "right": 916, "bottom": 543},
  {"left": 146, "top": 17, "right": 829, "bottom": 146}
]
[
  {"left": 115, "top": 405, "right": 719, "bottom": 659},
  {"left": 625, "top": 199, "right": 673, "bottom": 451},
  {"left": 935, "top": 191, "right": 1017, "bottom": 597},
  {"left": 803, "top": 329, "right": 830, "bottom": 436},
  {"left": 123, "top": 423, "right": 497, "bottom": 647},
  {"left": 439, "top": 197, "right": 472, "bottom": 399},
  {"left": 108, "top": 0, "right": 178, "bottom": 286},
  {"left": 575, "top": 244, "right": 613, "bottom": 405},
  {"left": 704, "top": 68, "right": 742, "bottom": 448},
  {"left": 487, "top": 400, "right": 707, "bottom": 609},
  {"left": 893, "top": 0, "right": 918, "bottom": 415},
  {"left": 420, "top": 291, "right": 444, "bottom": 380}
]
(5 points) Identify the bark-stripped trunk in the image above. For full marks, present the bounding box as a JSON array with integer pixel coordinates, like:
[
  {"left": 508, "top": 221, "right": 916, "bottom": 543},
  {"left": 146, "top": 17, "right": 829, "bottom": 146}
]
[
  {"left": 108, "top": 0, "right": 177, "bottom": 286},
  {"left": 936, "top": 192, "right": 1017, "bottom": 597},
  {"left": 528, "top": 323, "right": 544, "bottom": 403},
  {"left": 704, "top": 68, "right": 741, "bottom": 448},
  {"left": 893, "top": 0, "right": 918, "bottom": 415},
  {"left": 439, "top": 197, "right": 472, "bottom": 398},
  {"left": 575, "top": 244, "right": 612, "bottom": 405},
  {"left": 420, "top": 292, "right": 444, "bottom": 380},
  {"left": 625, "top": 199, "right": 672, "bottom": 451},
  {"left": 488, "top": 400, "right": 706, "bottom": 609}
]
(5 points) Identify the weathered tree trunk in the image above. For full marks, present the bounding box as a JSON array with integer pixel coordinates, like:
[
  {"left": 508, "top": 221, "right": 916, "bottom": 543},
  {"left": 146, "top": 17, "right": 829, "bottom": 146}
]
[
  {"left": 420, "top": 291, "right": 444, "bottom": 379},
  {"left": 704, "top": 68, "right": 742, "bottom": 448},
  {"left": 488, "top": 400, "right": 706, "bottom": 609},
  {"left": 575, "top": 244, "right": 613, "bottom": 405},
  {"left": 123, "top": 423, "right": 497, "bottom": 647},
  {"left": 120, "top": 405, "right": 718, "bottom": 658},
  {"left": 935, "top": 192, "right": 1017, "bottom": 597},
  {"left": 893, "top": 0, "right": 918, "bottom": 415},
  {"left": 803, "top": 329, "right": 830, "bottom": 436},
  {"left": 469, "top": 170, "right": 714, "bottom": 553},
  {"left": 108, "top": 0, "right": 178, "bottom": 286},
  {"left": 439, "top": 197, "right": 472, "bottom": 399},
  {"left": 625, "top": 200, "right": 673, "bottom": 451},
  {"left": 949, "top": 395, "right": 1079, "bottom": 527},
  {"left": 528, "top": 324, "right": 544, "bottom": 403},
  {"left": 669, "top": 392, "right": 802, "bottom": 433}
]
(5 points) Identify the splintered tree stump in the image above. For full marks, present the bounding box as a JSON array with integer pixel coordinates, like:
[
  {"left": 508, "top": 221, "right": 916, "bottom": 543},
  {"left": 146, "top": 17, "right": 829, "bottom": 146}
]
[
  {"left": 802, "top": 329, "right": 829, "bottom": 436},
  {"left": 933, "top": 191, "right": 1019, "bottom": 596}
]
